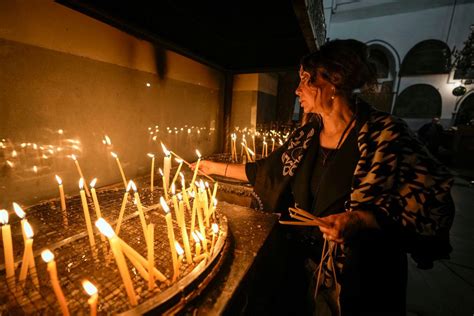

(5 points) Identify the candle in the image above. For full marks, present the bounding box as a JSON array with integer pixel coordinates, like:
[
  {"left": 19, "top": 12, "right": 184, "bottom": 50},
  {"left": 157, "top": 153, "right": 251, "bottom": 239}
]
[
  {"left": 194, "top": 188, "right": 208, "bottom": 253},
  {"left": 210, "top": 182, "right": 218, "bottom": 212},
  {"left": 252, "top": 135, "right": 256, "bottom": 154},
  {"left": 13, "top": 202, "right": 27, "bottom": 242},
  {"left": 174, "top": 241, "right": 184, "bottom": 278},
  {"left": 189, "top": 191, "right": 197, "bottom": 236},
  {"left": 210, "top": 223, "right": 219, "bottom": 256},
  {"left": 159, "top": 168, "right": 169, "bottom": 200},
  {"left": 147, "top": 153, "right": 155, "bottom": 192},
  {"left": 161, "top": 143, "right": 172, "bottom": 192},
  {"left": 170, "top": 158, "right": 183, "bottom": 191},
  {"left": 171, "top": 184, "right": 181, "bottom": 226},
  {"left": 199, "top": 181, "right": 210, "bottom": 227},
  {"left": 191, "top": 231, "right": 201, "bottom": 257},
  {"left": 115, "top": 181, "right": 133, "bottom": 235},
  {"left": 178, "top": 195, "right": 192, "bottom": 264},
  {"left": 55, "top": 175, "right": 66, "bottom": 211},
  {"left": 89, "top": 179, "right": 105, "bottom": 243},
  {"left": 195, "top": 231, "right": 207, "bottom": 258},
  {"left": 79, "top": 178, "right": 96, "bottom": 249},
  {"left": 82, "top": 280, "right": 98, "bottom": 316},
  {"left": 241, "top": 142, "right": 251, "bottom": 162},
  {"left": 190, "top": 150, "right": 201, "bottom": 189},
  {"left": 147, "top": 224, "right": 155, "bottom": 289},
  {"left": 41, "top": 250, "right": 70, "bottom": 316},
  {"left": 71, "top": 155, "right": 91, "bottom": 197},
  {"left": 130, "top": 181, "right": 149, "bottom": 245},
  {"left": 111, "top": 152, "right": 128, "bottom": 190},
  {"left": 247, "top": 147, "right": 255, "bottom": 162},
  {"left": 180, "top": 173, "right": 191, "bottom": 210},
  {"left": 205, "top": 181, "right": 212, "bottom": 200},
  {"left": 95, "top": 218, "right": 137, "bottom": 306},
  {"left": 272, "top": 138, "right": 275, "bottom": 152},
  {"left": 160, "top": 197, "right": 178, "bottom": 282},
  {"left": 0, "top": 210, "right": 15, "bottom": 287},
  {"left": 19, "top": 221, "right": 39, "bottom": 288},
  {"left": 240, "top": 136, "right": 246, "bottom": 158}
]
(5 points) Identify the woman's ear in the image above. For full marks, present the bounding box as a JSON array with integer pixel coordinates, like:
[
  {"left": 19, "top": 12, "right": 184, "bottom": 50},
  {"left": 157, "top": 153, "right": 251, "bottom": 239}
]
[{"left": 329, "top": 72, "right": 343, "bottom": 86}]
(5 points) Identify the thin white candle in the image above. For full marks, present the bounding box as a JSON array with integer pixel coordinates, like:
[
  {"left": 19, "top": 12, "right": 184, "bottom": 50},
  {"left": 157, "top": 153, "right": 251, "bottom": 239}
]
[
  {"left": 79, "top": 178, "right": 96, "bottom": 250},
  {"left": 13, "top": 202, "right": 27, "bottom": 242},
  {"left": 160, "top": 197, "right": 178, "bottom": 282},
  {"left": 56, "top": 175, "right": 66, "bottom": 211},
  {"left": 115, "top": 181, "right": 133, "bottom": 235},
  {"left": 170, "top": 158, "right": 183, "bottom": 191},
  {"left": 177, "top": 195, "right": 192, "bottom": 264},
  {"left": 111, "top": 152, "right": 128, "bottom": 190},
  {"left": 130, "top": 181, "right": 149, "bottom": 245},
  {"left": 147, "top": 153, "right": 155, "bottom": 192},
  {"left": 41, "top": 250, "right": 70, "bottom": 316},
  {"left": 0, "top": 210, "right": 15, "bottom": 287},
  {"left": 19, "top": 221, "right": 39, "bottom": 288},
  {"left": 161, "top": 143, "right": 172, "bottom": 192},
  {"left": 159, "top": 168, "right": 169, "bottom": 200},
  {"left": 147, "top": 224, "right": 155, "bottom": 290},
  {"left": 71, "top": 154, "right": 91, "bottom": 197},
  {"left": 190, "top": 149, "right": 201, "bottom": 188},
  {"left": 82, "top": 280, "right": 98, "bottom": 316}
]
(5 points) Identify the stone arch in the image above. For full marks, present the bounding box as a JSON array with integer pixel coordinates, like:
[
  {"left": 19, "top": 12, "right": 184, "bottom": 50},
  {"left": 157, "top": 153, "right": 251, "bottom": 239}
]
[
  {"left": 393, "top": 84, "right": 442, "bottom": 118},
  {"left": 400, "top": 40, "right": 451, "bottom": 76}
]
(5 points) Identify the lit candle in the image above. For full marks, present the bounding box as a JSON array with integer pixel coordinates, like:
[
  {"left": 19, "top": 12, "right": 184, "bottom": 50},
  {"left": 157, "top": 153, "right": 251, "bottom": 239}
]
[
  {"left": 171, "top": 184, "right": 181, "bottom": 227},
  {"left": 210, "top": 223, "right": 219, "bottom": 256},
  {"left": 191, "top": 231, "right": 201, "bottom": 257},
  {"left": 0, "top": 210, "right": 15, "bottom": 287},
  {"left": 170, "top": 158, "right": 183, "bottom": 191},
  {"left": 41, "top": 250, "right": 70, "bottom": 316},
  {"left": 147, "top": 153, "right": 155, "bottom": 192},
  {"left": 190, "top": 149, "right": 202, "bottom": 189},
  {"left": 210, "top": 182, "right": 218, "bottom": 215},
  {"left": 178, "top": 195, "right": 192, "bottom": 264},
  {"left": 147, "top": 224, "right": 155, "bottom": 290},
  {"left": 160, "top": 197, "right": 178, "bottom": 282},
  {"left": 180, "top": 173, "right": 191, "bottom": 210},
  {"left": 205, "top": 181, "right": 212, "bottom": 200},
  {"left": 111, "top": 152, "right": 128, "bottom": 190},
  {"left": 199, "top": 181, "right": 210, "bottom": 227},
  {"left": 71, "top": 154, "right": 90, "bottom": 197},
  {"left": 195, "top": 187, "right": 208, "bottom": 253},
  {"left": 161, "top": 143, "right": 172, "bottom": 191},
  {"left": 55, "top": 175, "right": 66, "bottom": 211},
  {"left": 13, "top": 202, "right": 27, "bottom": 242},
  {"left": 159, "top": 168, "right": 169, "bottom": 200},
  {"left": 82, "top": 280, "right": 98, "bottom": 316},
  {"left": 130, "top": 181, "right": 149, "bottom": 245},
  {"left": 189, "top": 191, "right": 197, "bottom": 236},
  {"left": 115, "top": 181, "right": 133, "bottom": 235},
  {"left": 89, "top": 179, "right": 105, "bottom": 243},
  {"left": 247, "top": 147, "right": 255, "bottom": 162},
  {"left": 272, "top": 138, "right": 275, "bottom": 152},
  {"left": 19, "top": 221, "right": 39, "bottom": 288},
  {"left": 79, "top": 178, "right": 96, "bottom": 250},
  {"left": 252, "top": 135, "right": 256, "bottom": 154},
  {"left": 95, "top": 218, "right": 137, "bottom": 306},
  {"left": 174, "top": 241, "right": 184, "bottom": 278},
  {"left": 241, "top": 142, "right": 251, "bottom": 162},
  {"left": 195, "top": 231, "right": 207, "bottom": 259}
]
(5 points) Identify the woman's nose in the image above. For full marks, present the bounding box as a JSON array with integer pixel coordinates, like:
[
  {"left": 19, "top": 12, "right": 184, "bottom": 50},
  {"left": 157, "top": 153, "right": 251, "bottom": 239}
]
[{"left": 295, "top": 84, "right": 301, "bottom": 96}]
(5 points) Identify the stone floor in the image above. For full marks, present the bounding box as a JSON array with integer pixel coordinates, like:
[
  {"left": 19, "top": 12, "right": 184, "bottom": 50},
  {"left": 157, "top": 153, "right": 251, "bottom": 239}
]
[{"left": 406, "top": 169, "right": 474, "bottom": 316}]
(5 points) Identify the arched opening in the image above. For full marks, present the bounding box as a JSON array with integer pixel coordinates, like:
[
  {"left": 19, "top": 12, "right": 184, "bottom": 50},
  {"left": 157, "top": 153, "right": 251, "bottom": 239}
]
[
  {"left": 394, "top": 84, "right": 442, "bottom": 118},
  {"left": 400, "top": 40, "right": 451, "bottom": 76},
  {"left": 455, "top": 92, "right": 474, "bottom": 125}
]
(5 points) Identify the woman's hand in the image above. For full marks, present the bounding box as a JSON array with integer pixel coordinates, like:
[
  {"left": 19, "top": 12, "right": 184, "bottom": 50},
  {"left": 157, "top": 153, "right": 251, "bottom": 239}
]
[
  {"left": 319, "top": 211, "right": 379, "bottom": 244},
  {"left": 190, "top": 160, "right": 220, "bottom": 175}
]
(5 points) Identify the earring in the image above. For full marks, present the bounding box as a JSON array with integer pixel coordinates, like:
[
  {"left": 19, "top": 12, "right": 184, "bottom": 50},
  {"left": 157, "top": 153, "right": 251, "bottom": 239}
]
[{"left": 330, "top": 87, "right": 336, "bottom": 100}]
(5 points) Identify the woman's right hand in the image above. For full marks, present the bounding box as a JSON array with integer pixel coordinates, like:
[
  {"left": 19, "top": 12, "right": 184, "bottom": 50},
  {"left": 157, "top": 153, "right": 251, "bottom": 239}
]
[{"left": 190, "top": 160, "right": 219, "bottom": 175}]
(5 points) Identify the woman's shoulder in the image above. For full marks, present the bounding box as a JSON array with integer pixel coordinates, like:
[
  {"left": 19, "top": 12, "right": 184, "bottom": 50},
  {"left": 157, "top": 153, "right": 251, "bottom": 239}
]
[{"left": 357, "top": 101, "right": 409, "bottom": 131}]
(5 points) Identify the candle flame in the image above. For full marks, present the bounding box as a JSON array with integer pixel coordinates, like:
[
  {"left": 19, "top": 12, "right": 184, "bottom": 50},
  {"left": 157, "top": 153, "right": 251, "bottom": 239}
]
[
  {"left": 11, "top": 150, "right": 17, "bottom": 157},
  {"left": 171, "top": 183, "right": 175, "bottom": 195},
  {"left": 196, "top": 231, "right": 205, "bottom": 242},
  {"left": 55, "top": 175, "right": 62, "bottom": 185},
  {"left": 41, "top": 249, "right": 54, "bottom": 263},
  {"left": 212, "top": 223, "right": 219, "bottom": 234},
  {"left": 126, "top": 180, "right": 133, "bottom": 192},
  {"left": 161, "top": 143, "right": 170, "bottom": 157},
  {"left": 213, "top": 198, "right": 218, "bottom": 206},
  {"left": 90, "top": 178, "right": 97, "bottom": 188},
  {"left": 147, "top": 153, "right": 154, "bottom": 158},
  {"left": 177, "top": 193, "right": 182, "bottom": 201},
  {"left": 71, "top": 154, "right": 77, "bottom": 161},
  {"left": 130, "top": 181, "right": 137, "bottom": 192},
  {"left": 247, "top": 148, "right": 255, "bottom": 156},
  {"left": 160, "top": 197, "right": 170, "bottom": 213},
  {"left": 79, "top": 178, "right": 84, "bottom": 190},
  {"left": 205, "top": 182, "right": 209, "bottom": 188},
  {"left": 174, "top": 241, "right": 184, "bottom": 256},
  {"left": 152, "top": 135, "right": 157, "bottom": 141},
  {"left": 175, "top": 158, "right": 183, "bottom": 164},
  {"left": 111, "top": 152, "right": 118, "bottom": 158},
  {"left": 6, "top": 160, "right": 14, "bottom": 168},
  {"left": 0, "top": 210, "right": 9, "bottom": 224},
  {"left": 58, "top": 129, "right": 64, "bottom": 135},
  {"left": 24, "top": 221, "right": 34, "bottom": 239},
  {"left": 95, "top": 218, "right": 115, "bottom": 238},
  {"left": 13, "top": 202, "right": 25, "bottom": 219},
  {"left": 191, "top": 231, "right": 200, "bottom": 243},
  {"left": 33, "top": 165, "right": 38, "bottom": 173},
  {"left": 195, "top": 149, "right": 201, "bottom": 158},
  {"left": 104, "top": 135, "right": 112, "bottom": 145},
  {"left": 82, "top": 280, "right": 98, "bottom": 296},
  {"left": 159, "top": 168, "right": 163, "bottom": 176}
]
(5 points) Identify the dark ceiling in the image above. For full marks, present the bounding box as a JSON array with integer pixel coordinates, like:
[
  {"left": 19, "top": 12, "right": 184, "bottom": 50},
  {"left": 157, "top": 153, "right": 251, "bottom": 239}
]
[{"left": 58, "top": 0, "right": 312, "bottom": 73}]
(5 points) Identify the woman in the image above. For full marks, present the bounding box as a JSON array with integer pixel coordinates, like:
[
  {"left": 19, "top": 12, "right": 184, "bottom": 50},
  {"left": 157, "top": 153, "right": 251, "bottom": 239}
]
[{"left": 196, "top": 39, "right": 454, "bottom": 315}]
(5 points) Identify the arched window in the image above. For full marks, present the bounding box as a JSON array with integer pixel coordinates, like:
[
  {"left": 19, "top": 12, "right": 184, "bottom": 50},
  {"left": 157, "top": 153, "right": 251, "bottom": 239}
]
[
  {"left": 455, "top": 93, "right": 474, "bottom": 125},
  {"left": 393, "top": 84, "right": 442, "bottom": 118},
  {"left": 368, "top": 46, "right": 393, "bottom": 79},
  {"left": 400, "top": 40, "right": 451, "bottom": 76}
]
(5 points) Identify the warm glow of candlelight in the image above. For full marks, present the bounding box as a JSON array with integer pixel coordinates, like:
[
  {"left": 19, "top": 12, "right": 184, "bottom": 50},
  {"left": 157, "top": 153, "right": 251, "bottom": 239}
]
[
  {"left": 90, "top": 178, "right": 97, "bottom": 188},
  {"left": 79, "top": 178, "right": 85, "bottom": 190},
  {"left": 104, "top": 135, "right": 112, "bottom": 145},
  {"left": 13, "top": 202, "right": 25, "bottom": 219},
  {"left": 95, "top": 218, "right": 115, "bottom": 238},
  {"left": 24, "top": 221, "right": 34, "bottom": 239},
  {"left": 175, "top": 158, "right": 183, "bottom": 164},
  {"left": 55, "top": 175, "right": 62, "bottom": 185},
  {"left": 171, "top": 183, "right": 176, "bottom": 195},
  {"left": 41, "top": 249, "right": 54, "bottom": 263},
  {"left": 126, "top": 180, "right": 133, "bottom": 192},
  {"left": 247, "top": 148, "right": 255, "bottom": 156},
  {"left": 0, "top": 210, "right": 9, "bottom": 224},
  {"left": 160, "top": 197, "right": 170, "bottom": 213},
  {"left": 130, "top": 180, "right": 137, "bottom": 192},
  {"left": 71, "top": 154, "right": 77, "bottom": 161},
  {"left": 159, "top": 168, "right": 163, "bottom": 176},
  {"left": 196, "top": 149, "right": 201, "bottom": 158},
  {"left": 161, "top": 143, "right": 170, "bottom": 157},
  {"left": 177, "top": 193, "right": 182, "bottom": 201},
  {"left": 196, "top": 231, "right": 205, "bottom": 242},
  {"left": 147, "top": 153, "right": 154, "bottom": 158},
  {"left": 111, "top": 152, "right": 118, "bottom": 158},
  {"left": 175, "top": 241, "right": 184, "bottom": 256},
  {"left": 212, "top": 223, "right": 219, "bottom": 234},
  {"left": 191, "top": 231, "right": 200, "bottom": 243},
  {"left": 82, "top": 280, "right": 98, "bottom": 296}
]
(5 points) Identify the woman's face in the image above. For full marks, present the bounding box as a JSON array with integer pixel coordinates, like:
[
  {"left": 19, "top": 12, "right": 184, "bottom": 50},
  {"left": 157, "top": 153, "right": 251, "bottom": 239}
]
[{"left": 295, "top": 66, "right": 334, "bottom": 114}]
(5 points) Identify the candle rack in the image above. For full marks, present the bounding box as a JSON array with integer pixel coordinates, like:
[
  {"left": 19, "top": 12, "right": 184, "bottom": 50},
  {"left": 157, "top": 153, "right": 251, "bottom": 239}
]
[{"left": 0, "top": 176, "right": 229, "bottom": 315}]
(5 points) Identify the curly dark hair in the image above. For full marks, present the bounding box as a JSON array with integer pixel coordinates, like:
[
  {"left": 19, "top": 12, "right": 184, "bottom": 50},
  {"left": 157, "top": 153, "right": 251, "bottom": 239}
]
[{"left": 300, "top": 39, "right": 377, "bottom": 96}]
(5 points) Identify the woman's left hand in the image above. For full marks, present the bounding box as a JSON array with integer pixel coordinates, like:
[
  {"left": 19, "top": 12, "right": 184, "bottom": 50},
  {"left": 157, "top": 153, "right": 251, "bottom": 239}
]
[{"left": 319, "top": 211, "right": 379, "bottom": 244}]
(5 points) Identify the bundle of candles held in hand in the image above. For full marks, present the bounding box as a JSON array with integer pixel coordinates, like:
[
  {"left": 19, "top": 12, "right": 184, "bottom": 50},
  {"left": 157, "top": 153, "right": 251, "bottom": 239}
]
[{"left": 0, "top": 144, "right": 226, "bottom": 315}]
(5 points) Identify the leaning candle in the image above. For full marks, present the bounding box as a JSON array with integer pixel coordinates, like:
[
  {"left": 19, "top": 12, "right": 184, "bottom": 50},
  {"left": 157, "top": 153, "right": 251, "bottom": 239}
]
[
  {"left": 147, "top": 153, "right": 155, "bottom": 192},
  {"left": 178, "top": 195, "right": 192, "bottom": 264},
  {"left": 190, "top": 149, "right": 201, "bottom": 189},
  {"left": 56, "top": 175, "right": 66, "bottom": 211},
  {"left": 174, "top": 241, "right": 184, "bottom": 278},
  {"left": 160, "top": 197, "right": 178, "bottom": 282},
  {"left": 247, "top": 147, "right": 255, "bottom": 163},
  {"left": 13, "top": 202, "right": 27, "bottom": 242},
  {"left": 95, "top": 218, "right": 137, "bottom": 306},
  {"left": 115, "top": 181, "right": 133, "bottom": 235},
  {"left": 82, "top": 280, "right": 98, "bottom": 316},
  {"left": 170, "top": 158, "right": 183, "bottom": 191},
  {"left": 111, "top": 152, "right": 128, "bottom": 190},
  {"left": 272, "top": 138, "right": 275, "bottom": 152},
  {"left": 90, "top": 179, "right": 105, "bottom": 242},
  {"left": 0, "top": 210, "right": 15, "bottom": 287},
  {"left": 71, "top": 155, "right": 90, "bottom": 197},
  {"left": 19, "top": 221, "right": 39, "bottom": 288},
  {"left": 191, "top": 231, "right": 201, "bottom": 257},
  {"left": 210, "top": 223, "right": 219, "bottom": 256},
  {"left": 180, "top": 173, "right": 191, "bottom": 210},
  {"left": 171, "top": 184, "right": 181, "bottom": 227},
  {"left": 147, "top": 224, "right": 155, "bottom": 290},
  {"left": 130, "top": 181, "right": 149, "bottom": 245},
  {"left": 195, "top": 231, "right": 207, "bottom": 257},
  {"left": 41, "top": 250, "right": 70, "bottom": 316},
  {"left": 161, "top": 143, "right": 172, "bottom": 191},
  {"left": 159, "top": 168, "right": 169, "bottom": 200},
  {"left": 79, "top": 178, "right": 96, "bottom": 249}
]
